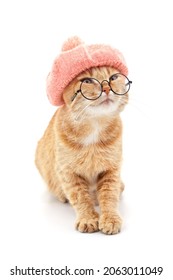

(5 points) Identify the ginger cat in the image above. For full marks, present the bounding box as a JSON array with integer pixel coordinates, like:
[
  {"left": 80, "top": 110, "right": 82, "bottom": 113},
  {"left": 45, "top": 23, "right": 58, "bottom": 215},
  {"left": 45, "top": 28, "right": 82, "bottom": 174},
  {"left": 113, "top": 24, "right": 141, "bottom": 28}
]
[{"left": 35, "top": 66, "right": 129, "bottom": 234}]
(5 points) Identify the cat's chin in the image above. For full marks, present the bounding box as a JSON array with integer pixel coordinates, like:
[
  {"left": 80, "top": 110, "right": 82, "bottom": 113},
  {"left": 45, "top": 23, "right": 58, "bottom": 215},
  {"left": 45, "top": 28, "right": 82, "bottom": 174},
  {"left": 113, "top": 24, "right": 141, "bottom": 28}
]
[
  {"left": 88, "top": 100, "right": 120, "bottom": 117},
  {"left": 99, "top": 99, "right": 114, "bottom": 106}
]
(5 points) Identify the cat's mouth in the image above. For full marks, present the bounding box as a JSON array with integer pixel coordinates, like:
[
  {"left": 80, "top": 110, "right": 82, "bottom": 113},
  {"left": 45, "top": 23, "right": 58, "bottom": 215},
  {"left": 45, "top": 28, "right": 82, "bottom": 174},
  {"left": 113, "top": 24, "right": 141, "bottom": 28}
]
[{"left": 99, "top": 98, "right": 114, "bottom": 106}]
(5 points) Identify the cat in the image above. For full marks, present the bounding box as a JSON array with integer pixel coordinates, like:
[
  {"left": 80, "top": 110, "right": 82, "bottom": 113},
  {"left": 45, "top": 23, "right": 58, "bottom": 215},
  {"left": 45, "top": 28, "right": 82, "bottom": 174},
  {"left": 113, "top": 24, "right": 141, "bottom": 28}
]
[{"left": 35, "top": 66, "right": 129, "bottom": 234}]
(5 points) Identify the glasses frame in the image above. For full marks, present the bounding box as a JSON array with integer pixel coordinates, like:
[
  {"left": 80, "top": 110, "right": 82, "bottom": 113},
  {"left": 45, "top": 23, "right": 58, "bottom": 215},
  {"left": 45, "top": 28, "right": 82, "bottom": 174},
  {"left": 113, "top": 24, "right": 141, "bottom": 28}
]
[{"left": 71, "top": 73, "right": 132, "bottom": 102}]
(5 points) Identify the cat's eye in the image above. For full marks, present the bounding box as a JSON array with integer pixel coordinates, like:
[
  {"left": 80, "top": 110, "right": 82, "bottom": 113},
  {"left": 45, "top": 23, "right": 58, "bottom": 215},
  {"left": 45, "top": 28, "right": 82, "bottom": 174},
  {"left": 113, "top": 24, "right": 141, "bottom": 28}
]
[
  {"left": 81, "top": 78, "right": 93, "bottom": 84},
  {"left": 110, "top": 74, "right": 118, "bottom": 81}
]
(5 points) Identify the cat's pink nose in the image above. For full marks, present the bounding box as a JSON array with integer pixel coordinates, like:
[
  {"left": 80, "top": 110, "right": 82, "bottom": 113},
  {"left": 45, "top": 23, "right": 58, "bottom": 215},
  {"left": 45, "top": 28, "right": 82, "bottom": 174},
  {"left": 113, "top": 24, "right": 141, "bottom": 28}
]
[{"left": 103, "top": 85, "right": 110, "bottom": 95}]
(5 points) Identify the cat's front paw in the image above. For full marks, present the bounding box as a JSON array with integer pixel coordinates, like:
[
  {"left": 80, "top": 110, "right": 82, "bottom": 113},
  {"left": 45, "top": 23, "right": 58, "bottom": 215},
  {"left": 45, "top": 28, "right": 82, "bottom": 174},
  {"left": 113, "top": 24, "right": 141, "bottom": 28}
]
[
  {"left": 76, "top": 214, "right": 99, "bottom": 233},
  {"left": 99, "top": 213, "right": 122, "bottom": 235}
]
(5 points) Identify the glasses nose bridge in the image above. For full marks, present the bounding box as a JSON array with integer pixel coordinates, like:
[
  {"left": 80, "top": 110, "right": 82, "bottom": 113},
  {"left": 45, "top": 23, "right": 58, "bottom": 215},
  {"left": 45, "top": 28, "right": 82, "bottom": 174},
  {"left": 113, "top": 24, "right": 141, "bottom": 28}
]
[
  {"left": 101, "top": 79, "right": 111, "bottom": 94},
  {"left": 100, "top": 79, "right": 110, "bottom": 88}
]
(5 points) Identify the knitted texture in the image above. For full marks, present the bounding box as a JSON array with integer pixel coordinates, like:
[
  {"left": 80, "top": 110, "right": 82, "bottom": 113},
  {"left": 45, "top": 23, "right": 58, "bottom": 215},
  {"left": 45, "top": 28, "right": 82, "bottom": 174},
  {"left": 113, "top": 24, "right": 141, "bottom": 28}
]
[{"left": 47, "top": 36, "right": 128, "bottom": 106}]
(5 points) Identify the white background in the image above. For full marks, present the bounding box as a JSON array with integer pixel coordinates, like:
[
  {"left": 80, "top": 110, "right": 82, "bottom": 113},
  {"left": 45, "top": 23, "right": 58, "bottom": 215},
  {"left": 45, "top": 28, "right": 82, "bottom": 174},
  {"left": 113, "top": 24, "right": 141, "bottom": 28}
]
[{"left": 0, "top": 0, "right": 173, "bottom": 279}]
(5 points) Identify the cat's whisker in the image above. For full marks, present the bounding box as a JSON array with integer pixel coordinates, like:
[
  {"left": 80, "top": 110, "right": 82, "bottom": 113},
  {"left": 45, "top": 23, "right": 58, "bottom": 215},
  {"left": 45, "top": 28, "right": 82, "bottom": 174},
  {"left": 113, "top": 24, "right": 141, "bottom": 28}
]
[
  {"left": 128, "top": 96, "right": 150, "bottom": 108},
  {"left": 74, "top": 100, "right": 97, "bottom": 121},
  {"left": 114, "top": 97, "right": 128, "bottom": 106},
  {"left": 117, "top": 97, "right": 151, "bottom": 118}
]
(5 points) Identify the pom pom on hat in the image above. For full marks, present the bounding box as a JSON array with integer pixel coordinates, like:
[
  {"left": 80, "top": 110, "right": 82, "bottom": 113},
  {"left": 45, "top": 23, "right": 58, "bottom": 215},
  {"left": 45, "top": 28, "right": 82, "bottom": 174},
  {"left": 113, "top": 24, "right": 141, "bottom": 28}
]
[
  {"left": 47, "top": 36, "right": 128, "bottom": 106},
  {"left": 61, "top": 36, "right": 84, "bottom": 51}
]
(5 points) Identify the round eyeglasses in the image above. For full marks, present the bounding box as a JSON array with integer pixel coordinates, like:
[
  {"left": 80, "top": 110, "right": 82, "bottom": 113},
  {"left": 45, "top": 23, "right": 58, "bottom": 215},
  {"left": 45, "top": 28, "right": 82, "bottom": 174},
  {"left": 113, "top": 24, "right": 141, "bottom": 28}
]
[{"left": 71, "top": 73, "right": 132, "bottom": 101}]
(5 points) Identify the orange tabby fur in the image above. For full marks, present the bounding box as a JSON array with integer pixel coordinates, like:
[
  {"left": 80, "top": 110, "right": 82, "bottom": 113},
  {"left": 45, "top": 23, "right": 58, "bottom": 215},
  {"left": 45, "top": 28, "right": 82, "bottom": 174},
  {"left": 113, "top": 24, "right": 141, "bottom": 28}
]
[{"left": 35, "top": 66, "right": 128, "bottom": 234}]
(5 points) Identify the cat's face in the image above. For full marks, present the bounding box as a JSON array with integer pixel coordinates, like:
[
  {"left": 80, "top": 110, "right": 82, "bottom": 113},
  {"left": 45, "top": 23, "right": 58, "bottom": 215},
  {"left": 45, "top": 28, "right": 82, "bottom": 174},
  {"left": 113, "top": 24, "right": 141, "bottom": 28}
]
[{"left": 63, "top": 66, "right": 129, "bottom": 120}]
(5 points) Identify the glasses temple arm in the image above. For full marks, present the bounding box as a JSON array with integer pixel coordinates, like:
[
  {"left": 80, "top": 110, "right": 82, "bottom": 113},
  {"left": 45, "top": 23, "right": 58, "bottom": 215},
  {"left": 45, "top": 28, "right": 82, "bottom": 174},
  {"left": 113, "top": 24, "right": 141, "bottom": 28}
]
[
  {"left": 125, "top": 81, "right": 132, "bottom": 86},
  {"left": 71, "top": 90, "right": 80, "bottom": 102}
]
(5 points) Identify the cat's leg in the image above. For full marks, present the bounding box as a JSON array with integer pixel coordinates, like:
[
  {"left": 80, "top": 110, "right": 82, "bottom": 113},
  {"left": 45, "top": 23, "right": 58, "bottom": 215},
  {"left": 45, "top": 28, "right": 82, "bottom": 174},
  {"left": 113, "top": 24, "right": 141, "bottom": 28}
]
[
  {"left": 46, "top": 175, "right": 68, "bottom": 203},
  {"left": 97, "top": 170, "right": 122, "bottom": 234},
  {"left": 51, "top": 185, "right": 68, "bottom": 203},
  {"left": 62, "top": 172, "right": 99, "bottom": 233},
  {"left": 35, "top": 148, "right": 68, "bottom": 203}
]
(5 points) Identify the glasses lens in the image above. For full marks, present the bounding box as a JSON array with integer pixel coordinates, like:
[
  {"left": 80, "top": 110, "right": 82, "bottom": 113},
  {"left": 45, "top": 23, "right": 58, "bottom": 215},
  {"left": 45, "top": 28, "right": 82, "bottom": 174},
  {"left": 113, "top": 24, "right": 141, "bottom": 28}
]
[
  {"left": 110, "top": 73, "right": 130, "bottom": 95},
  {"left": 80, "top": 78, "right": 101, "bottom": 100}
]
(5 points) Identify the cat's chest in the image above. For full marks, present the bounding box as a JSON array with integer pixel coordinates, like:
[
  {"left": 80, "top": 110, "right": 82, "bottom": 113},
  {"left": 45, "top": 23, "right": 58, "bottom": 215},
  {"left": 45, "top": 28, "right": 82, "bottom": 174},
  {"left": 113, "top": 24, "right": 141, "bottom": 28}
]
[
  {"left": 81, "top": 125, "right": 101, "bottom": 145},
  {"left": 57, "top": 118, "right": 121, "bottom": 178},
  {"left": 75, "top": 144, "right": 118, "bottom": 180}
]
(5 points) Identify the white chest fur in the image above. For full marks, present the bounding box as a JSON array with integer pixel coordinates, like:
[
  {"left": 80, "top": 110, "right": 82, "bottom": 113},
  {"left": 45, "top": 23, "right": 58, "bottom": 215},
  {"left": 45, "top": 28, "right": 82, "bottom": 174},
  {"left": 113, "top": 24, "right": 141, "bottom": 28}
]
[{"left": 82, "top": 123, "right": 101, "bottom": 146}]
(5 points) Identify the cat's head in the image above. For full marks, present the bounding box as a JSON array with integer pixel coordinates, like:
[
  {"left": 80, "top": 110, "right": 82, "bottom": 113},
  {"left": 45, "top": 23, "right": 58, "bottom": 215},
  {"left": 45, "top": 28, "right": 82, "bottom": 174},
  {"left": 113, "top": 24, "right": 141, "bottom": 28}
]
[
  {"left": 63, "top": 66, "right": 130, "bottom": 121},
  {"left": 46, "top": 36, "right": 130, "bottom": 110}
]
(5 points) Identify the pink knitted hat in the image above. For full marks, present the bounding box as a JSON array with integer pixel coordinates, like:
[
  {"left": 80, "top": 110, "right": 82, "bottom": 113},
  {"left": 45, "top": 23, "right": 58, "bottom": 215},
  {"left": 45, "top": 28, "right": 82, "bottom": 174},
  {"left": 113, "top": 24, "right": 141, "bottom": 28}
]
[{"left": 47, "top": 36, "right": 128, "bottom": 106}]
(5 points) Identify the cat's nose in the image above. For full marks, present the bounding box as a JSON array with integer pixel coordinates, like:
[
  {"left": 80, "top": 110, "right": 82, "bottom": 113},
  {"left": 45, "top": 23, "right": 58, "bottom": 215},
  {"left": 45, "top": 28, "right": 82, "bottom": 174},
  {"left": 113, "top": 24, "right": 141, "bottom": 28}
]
[{"left": 103, "top": 85, "right": 111, "bottom": 95}]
